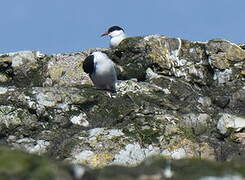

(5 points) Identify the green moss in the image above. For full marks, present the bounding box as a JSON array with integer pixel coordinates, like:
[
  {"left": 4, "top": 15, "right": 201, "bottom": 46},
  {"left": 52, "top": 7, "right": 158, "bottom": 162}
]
[
  {"left": 117, "top": 37, "right": 143, "bottom": 50},
  {"left": 92, "top": 157, "right": 245, "bottom": 179},
  {"left": 122, "top": 113, "right": 165, "bottom": 145},
  {"left": 172, "top": 159, "right": 245, "bottom": 179},
  {"left": 0, "top": 73, "right": 11, "bottom": 83},
  {"left": 136, "top": 127, "right": 161, "bottom": 144},
  {"left": 177, "top": 125, "right": 197, "bottom": 142},
  {"left": 79, "top": 91, "right": 138, "bottom": 127},
  {"left": 0, "top": 146, "right": 71, "bottom": 179},
  {"left": 0, "top": 106, "right": 22, "bottom": 128},
  {"left": 146, "top": 39, "right": 169, "bottom": 66}
]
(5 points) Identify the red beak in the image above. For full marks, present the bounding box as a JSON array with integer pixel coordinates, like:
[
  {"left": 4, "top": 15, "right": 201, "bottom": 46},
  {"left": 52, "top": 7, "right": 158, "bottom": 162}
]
[{"left": 101, "top": 32, "right": 109, "bottom": 37}]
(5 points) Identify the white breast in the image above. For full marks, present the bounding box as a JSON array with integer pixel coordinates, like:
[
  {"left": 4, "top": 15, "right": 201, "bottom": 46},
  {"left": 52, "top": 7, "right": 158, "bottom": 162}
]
[{"left": 110, "top": 36, "right": 126, "bottom": 48}]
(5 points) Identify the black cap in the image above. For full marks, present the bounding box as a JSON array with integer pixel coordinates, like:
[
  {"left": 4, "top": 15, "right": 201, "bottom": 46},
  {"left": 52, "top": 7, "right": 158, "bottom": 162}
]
[{"left": 108, "top": 26, "right": 124, "bottom": 33}]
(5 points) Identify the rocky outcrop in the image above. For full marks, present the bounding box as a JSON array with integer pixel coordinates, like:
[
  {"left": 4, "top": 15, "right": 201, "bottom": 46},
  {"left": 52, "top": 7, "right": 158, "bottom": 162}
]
[{"left": 0, "top": 35, "right": 244, "bottom": 174}]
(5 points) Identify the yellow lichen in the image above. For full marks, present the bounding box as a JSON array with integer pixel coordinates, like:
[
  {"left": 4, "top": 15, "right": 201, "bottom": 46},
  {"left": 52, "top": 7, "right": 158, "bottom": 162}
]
[
  {"left": 227, "top": 45, "right": 245, "bottom": 61},
  {"left": 0, "top": 57, "right": 12, "bottom": 62},
  {"left": 49, "top": 67, "right": 64, "bottom": 80},
  {"left": 88, "top": 153, "right": 113, "bottom": 168},
  {"left": 198, "top": 142, "right": 215, "bottom": 160},
  {"left": 0, "top": 74, "right": 11, "bottom": 82}
]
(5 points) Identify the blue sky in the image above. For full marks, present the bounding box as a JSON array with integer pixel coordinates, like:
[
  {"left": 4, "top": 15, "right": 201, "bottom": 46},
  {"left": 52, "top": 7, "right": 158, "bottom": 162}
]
[{"left": 0, "top": 0, "right": 244, "bottom": 54}]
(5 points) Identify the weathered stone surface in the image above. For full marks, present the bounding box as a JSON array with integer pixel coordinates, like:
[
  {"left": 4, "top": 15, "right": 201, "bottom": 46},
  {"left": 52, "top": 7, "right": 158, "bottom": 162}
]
[
  {"left": 45, "top": 48, "right": 106, "bottom": 87},
  {"left": 108, "top": 36, "right": 213, "bottom": 86},
  {"left": 217, "top": 113, "right": 245, "bottom": 135},
  {"left": 0, "top": 35, "right": 245, "bottom": 176},
  {"left": 0, "top": 51, "right": 47, "bottom": 87},
  {"left": 206, "top": 39, "right": 245, "bottom": 85}
]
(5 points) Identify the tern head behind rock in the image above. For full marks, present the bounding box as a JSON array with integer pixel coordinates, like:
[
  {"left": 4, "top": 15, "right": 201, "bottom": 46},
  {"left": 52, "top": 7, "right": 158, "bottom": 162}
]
[
  {"left": 83, "top": 51, "right": 117, "bottom": 92},
  {"left": 101, "top": 26, "right": 126, "bottom": 48}
]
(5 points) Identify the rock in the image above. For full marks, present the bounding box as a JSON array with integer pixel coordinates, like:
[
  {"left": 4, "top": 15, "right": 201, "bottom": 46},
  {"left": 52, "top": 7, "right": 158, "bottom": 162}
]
[
  {"left": 206, "top": 39, "right": 245, "bottom": 67},
  {"left": 0, "top": 35, "right": 244, "bottom": 171},
  {"left": 70, "top": 113, "right": 89, "bottom": 127},
  {"left": 108, "top": 36, "right": 213, "bottom": 85},
  {"left": 229, "top": 87, "right": 245, "bottom": 114},
  {"left": 181, "top": 113, "right": 211, "bottom": 135},
  {"left": 198, "top": 96, "right": 212, "bottom": 107},
  {"left": 0, "top": 105, "right": 38, "bottom": 129},
  {"left": 0, "top": 87, "right": 8, "bottom": 94},
  {"left": 11, "top": 138, "right": 50, "bottom": 155},
  {"left": 206, "top": 39, "right": 245, "bottom": 84},
  {"left": 162, "top": 148, "right": 187, "bottom": 159},
  {"left": 0, "top": 51, "right": 47, "bottom": 87},
  {"left": 217, "top": 113, "right": 245, "bottom": 135},
  {"left": 232, "top": 133, "right": 245, "bottom": 144},
  {"left": 113, "top": 143, "right": 161, "bottom": 166},
  {"left": 45, "top": 48, "right": 107, "bottom": 87}
]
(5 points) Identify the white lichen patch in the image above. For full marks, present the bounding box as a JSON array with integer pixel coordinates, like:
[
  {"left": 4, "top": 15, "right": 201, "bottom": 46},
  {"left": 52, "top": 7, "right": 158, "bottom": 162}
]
[
  {"left": 35, "top": 51, "right": 45, "bottom": 58},
  {"left": 162, "top": 148, "right": 187, "bottom": 159},
  {"left": 25, "top": 97, "right": 36, "bottom": 109},
  {"left": 88, "top": 128, "right": 125, "bottom": 141},
  {"left": 88, "top": 128, "right": 105, "bottom": 137},
  {"left": 57, "top": 102, "right": 70, "bottom": 112},
  {"left": 11, "top": 51, "right": 37, "bottom": 68},
  {"left": 12, "top": 55, "right": 24, "bottom": 67},
  {"left": 73, "top": 150, "right": 95, "bottom": 164},
  {"left": 105, "top": 129, "right": 124, "bottom": 139},
  {"left": 155, "top": 114, "right": 177, "bottom": 125},
  {"left": 189, "top": 48, "right": 195, "bottom": 53},
  {"left": 0, "top": 87, "right": 8, "bottom": 94},
  {"left": 70, "top": 113, "right": 89, "bottom": 127},
  {"left": 198, "top": 97, "right": 212, "bottom": 107},
  {"left": 116, "top": 80, "right": 152, "bottom": 95},
  {"left": 36, "top": 92, "right": 57, "bottom": 107},
  {"left": 217, "top": 113, "right": 245, "bottom": 134},
  {"left": 0, "top": 106, "right": 22, "bottom": 128},
  {"left": 213, "top": 69, "right": 233, "bottom": 84},
  {"left": 112, "top": 143, "right": 160, "bottom": 166},
  {"left": 173, "top": 69, "right": 188, "bottom": 78},
  {"left": 171, "top": 148, "right": 187, "bottom": 159},
  {"left": 188, "top": 65, "right": 204, "bottom": 79},
  {"left": 146, "top": 68, "right": 160, "bottom": 80},
  {"left": 178, "top": 59, "right": 188, "bottom": 66},
  {"left": 29, "top": 140, "right": 50, "bottom": 154},
  {"left": 13, "top": 138, "right": 50, "bottom": 155},
  {"left": 71, "top": 150, "right": 113, "bottom": 168},
  {"left": 144, "top": 35, "right": 163, "bottom": 41},
  {"left": 162, "top": 88, "right": 171, "bottom": 94}
]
